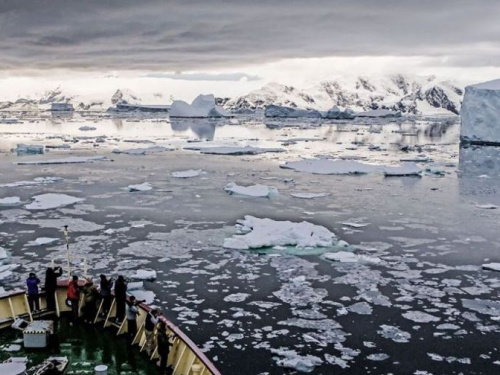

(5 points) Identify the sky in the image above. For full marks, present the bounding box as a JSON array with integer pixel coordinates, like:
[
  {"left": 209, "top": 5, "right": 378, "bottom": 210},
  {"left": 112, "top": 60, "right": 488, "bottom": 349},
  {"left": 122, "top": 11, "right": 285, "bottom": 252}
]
[{"left": 1, "top": 0, "right": 500, "bottom": 100}]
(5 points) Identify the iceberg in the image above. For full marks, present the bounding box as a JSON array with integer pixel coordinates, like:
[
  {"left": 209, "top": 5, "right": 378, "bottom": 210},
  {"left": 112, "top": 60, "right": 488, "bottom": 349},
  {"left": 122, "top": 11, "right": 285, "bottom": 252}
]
[
  {"left": 482, "top": 263, "right": 500, "bottom": 272},
  {"left": 16, "top": 144, "right": 44, "bottom": 155},
  {"left": 461, "top": 79, "right": 500, "bottom": 145},
  {"left": 0, "top": 246, "right": 7, "bottom": 260},
  {"left": 324, "top": 106, "right": 355, "bottom": 119},
  {"left": 112, "top": 146, "right": 173, "bottom": 155},
  {"left": 224, "top": 182, "right": 278, "bottom": 198},
  {"left": 223, "top": 216, "right": 338, "bottom": 250},
  {"left": 17, "top": 156, "right": 108, "bottom": 165},
  {"left": 264, "top": 104, "right": 322, "bottom": 118},
  {"left": 130, "top": 269, "right": 157, "bottom": 280},
  {"left": 0, "top": 197, "right": 21, "bottom": 205},
  {"left": 170, "top": 94, "right": 230, "bottom": 118}
]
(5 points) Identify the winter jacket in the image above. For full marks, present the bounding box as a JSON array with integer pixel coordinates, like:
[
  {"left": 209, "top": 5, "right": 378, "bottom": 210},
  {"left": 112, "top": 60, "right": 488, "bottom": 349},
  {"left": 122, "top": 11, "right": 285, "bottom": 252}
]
[
  {"left": 45, "top": 267, "right": 63, "bottom": 292},
  {"left": 26, "top": 276, "right": 40, "bottom": 295},
  {"left": 67, "top": 281, "right": 80, "bottom": 300}
]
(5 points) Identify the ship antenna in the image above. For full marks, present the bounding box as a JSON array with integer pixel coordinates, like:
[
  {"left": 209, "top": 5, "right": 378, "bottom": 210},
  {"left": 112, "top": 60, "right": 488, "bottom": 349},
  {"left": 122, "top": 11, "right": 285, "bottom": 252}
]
[{"left": 63, "top": 225, "right": 71, "bottom": 277}]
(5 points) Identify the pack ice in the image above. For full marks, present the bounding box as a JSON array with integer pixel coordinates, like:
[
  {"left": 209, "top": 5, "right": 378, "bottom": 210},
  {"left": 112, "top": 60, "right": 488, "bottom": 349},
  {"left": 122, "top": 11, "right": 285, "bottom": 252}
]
[
  {"left": 224, "top": 182, "right": 278, "bottom": 198},
  {"left": 170, "top": 94, "right": 230, "bottom": 118},
  {"left": 223, "top": 216, "right": 338, "bottom": 250},
  {"left": 461, "top": 78, "right": 500, "bottom": 145}
]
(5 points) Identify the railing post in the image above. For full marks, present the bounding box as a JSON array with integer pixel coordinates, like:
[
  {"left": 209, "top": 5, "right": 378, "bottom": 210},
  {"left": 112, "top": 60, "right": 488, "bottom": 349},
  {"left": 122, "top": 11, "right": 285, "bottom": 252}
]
[{"left": 191, "top": 364, "right": 203, "bottom": 375}]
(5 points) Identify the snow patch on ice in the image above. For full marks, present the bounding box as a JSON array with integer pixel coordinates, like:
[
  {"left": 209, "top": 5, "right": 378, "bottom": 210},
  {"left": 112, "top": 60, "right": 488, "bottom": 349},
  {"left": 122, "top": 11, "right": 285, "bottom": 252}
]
[
  {"left": 224, "top": 183, "right": 278, "bottom": 198},
  {"left": 25, "top": 194, "right": 84, "bottom": 210}
]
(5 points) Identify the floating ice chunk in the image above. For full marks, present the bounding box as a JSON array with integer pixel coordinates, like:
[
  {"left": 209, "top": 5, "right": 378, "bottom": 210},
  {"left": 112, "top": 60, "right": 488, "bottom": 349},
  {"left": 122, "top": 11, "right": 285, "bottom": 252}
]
[
  {"left": 282, "top": 158, "right": 421, "bottom": 176},
  {"left": 461, "top": 79, "right": 500, "bottom": 145},
  {"left": 402, "top": 311, "right": 440, "bottom": 323},
  {"left": 436, "top": 323, "right": 460, "bottom": 330},
  {"left": 34, "top": 237, "right": 59, "bottom": 246},
  {"left": 476, "top": 204, "right": 498, "bottom": 209},
  {"left": 273, "top": 282, "right": 327, "bottom": 306},
  {"left": 324, "top": 354, "right": 350, "bottom": 368},
  {"left": 462, "top": 299, "right": 500, "bottom": 315},
  {"left": 290, "top": 192, "right": 331, "bottom": 199},
  {"left": 342, "top": 222, "right": 369, "bottom": 228},
  {"left": 130, "top": 270, "right": 157, "bottom": 280},
  {"left": 25, "top": 194, "right": 84, "bottom": 210},
  {"left": 0, "top": 197, "right": 21, "bottom": 205},
  {"left": 3, "top": 344, "right": 21, "bottom": 352},
  {"left": 223, "top": 216, "right": 338, "bottom": 250},
  {"left": 378, "top": 325, "right": 411, "bottom": 343},
  {"left": 223, "top": 293, "right": 250, "bottom": 303},
  {"left": 185, "top": 145, "right": 285, "bottom": 155},
  {"left": 78, "top": 126, "right": 96, "bottom": 131},
  {"left": 127, "top": 281, "right": 143, "bottom": 290},
  {"left": 170, "top": 94, "right": 230, "bottom": 118},
  {"left": 113, "top": 146, "right": 173, "bottom": 155},
  {"left": 347, "top": 302, "right": 372, "bottom": 315},
  {"left": 324, "top": 251, "right": 358, "bottom": 263},
  {"left": 0, "top": 177, "right": 62, "bottom": 188},
  {"left": 271, "top": 348, "right": 323, "bottom": 373},
  {"left": 0, "top": 246, "right": 7, "bottom": 259},
  {"left": 224, "top": 183, "right": 278, "bottom": 198},
  {"left": 366, "top": 353, "right": 390, "bottom": 361},
  {"left": 17, "top": 156, "right": 108, "bottom": 165},
  {"left": 482, "top": 263, "right": 500, "bottom": 272},
  {"left": 171, "top": 169, "right": 206, "bottom": 178},
  {"left": 128, "top": 182, "right": 153, "bottom": 192},
  {"left": 16, "top": 144, "right": 44, "bottom": 155}
]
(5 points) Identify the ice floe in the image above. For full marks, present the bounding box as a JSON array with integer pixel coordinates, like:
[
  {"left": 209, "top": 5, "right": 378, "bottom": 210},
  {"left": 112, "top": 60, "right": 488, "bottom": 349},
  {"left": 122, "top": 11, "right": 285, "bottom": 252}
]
[
  {"left": 271, "top": 348, "right": 323, "bottom": 373},
  {"left": 128, "top": 182, "right": 153, "bottom": 192},
  {"left": 0, "top": 246, "right": 7, "bottom": 260},
  {"left": 0, "top": 197, "right": 21, "bottom": 205},
  {"left": 113, "top": 146, "right": 173, "bottom": 155},
  {"left": 482, "top": 263, "right": 500, "bottom": 272},
  {"left": 171, "top": 169, "right": 206, "bottom": 178},
  {"left": 378, "top": 325, "right": 411, "bottom": 343},
  {"left": 290, "top": 192, "right": 330, "bottom": 199},
  {"left": 224, "top": 183, "right": 278, "bottom": 198},
  {"left": 16, "top": 144, "right": 44, "bottom": 155},
  {"left": 34, "top": 237, "right": 59, "bottom": 246},
  {"left": 282, "top": 158, "right": 421, "bottom": 176},
  {"left": 323, "top": 251, "right": 380, "bottom": 264},
  {"left": 462, "top": 299, "right": 500, "bottom": 315},
  {"left": 223, "top": 293, "right": 250, "bottom": 303},
  {"left": 25, "top": 194, "right": 84, "bottom": 210},
  {"left": 223, "top": 216, "right": 339, "bottom": 250},
  {"left": 0, "top": 177, "right": 62, "bottom": 188},
  {"left": 130, "top": 269, "right": 157, "bottom": 280},
  {"left": 475, "top": 204, "right": 498, "bottom": 209},
  {"left": 402, "top": 311, "right": 441, "bottom": 323},
  {"left": 184, "top": 145, "right": 285, "bottom": 155},
  {"left": 17, "top": 156, "right": 108, "bottom": 165}
]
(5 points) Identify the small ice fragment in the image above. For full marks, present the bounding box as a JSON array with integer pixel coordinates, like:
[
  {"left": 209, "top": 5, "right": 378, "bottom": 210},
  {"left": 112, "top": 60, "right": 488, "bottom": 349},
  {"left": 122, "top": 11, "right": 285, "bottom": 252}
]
[
  {"left": 171, "top": 169, "right": 206, "bottom": 178},
  {"left": 128, "top": 182, "right": 153, "bottom": 192}
]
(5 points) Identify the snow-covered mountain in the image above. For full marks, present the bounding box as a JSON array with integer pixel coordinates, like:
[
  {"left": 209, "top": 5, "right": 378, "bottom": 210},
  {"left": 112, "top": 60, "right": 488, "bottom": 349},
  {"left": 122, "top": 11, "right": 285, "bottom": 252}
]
[{"left": 221, "top": 75, "right": 464, "bottom": 115}]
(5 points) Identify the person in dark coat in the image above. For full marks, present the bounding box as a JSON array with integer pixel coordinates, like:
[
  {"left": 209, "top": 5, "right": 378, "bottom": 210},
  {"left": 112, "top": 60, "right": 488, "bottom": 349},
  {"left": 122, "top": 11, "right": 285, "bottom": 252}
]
[
  {"left": 156, "top": 320, "right": 173, "bottom": 375},
  {"left": 26, "top": 273, "right": 41, "bottom": 312},
  {"left": 45, "top": 266, "right": 63, "bottom": 311},
  {"left": 99, "top": 274, "right": 113, "bottom": 316},
  {"left": 114, "top": 275, "right": 127, "bottom": 324},
  {"left": 126, "top": 296, "right": 140, "bottom": 344}
]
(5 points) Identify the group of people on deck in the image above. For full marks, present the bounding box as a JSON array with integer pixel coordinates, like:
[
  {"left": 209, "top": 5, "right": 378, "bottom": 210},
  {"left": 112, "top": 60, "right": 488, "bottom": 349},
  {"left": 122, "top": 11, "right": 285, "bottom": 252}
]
[{"left": 26, "top": 268, "right": 174, "bottom": 374}]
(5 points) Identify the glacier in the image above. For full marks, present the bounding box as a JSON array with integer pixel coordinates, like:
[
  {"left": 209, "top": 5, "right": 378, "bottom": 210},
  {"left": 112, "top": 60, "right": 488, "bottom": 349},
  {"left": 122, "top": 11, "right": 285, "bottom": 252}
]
[{"left": 460, "top": 79, "right": 500, "bottom": 145}]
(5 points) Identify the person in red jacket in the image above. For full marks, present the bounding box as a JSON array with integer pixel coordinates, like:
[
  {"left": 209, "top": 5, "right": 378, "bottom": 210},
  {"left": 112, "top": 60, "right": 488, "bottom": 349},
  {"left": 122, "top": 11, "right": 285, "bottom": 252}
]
[{"left": 67, "top": 275, "right": 80, "bottom": 322}]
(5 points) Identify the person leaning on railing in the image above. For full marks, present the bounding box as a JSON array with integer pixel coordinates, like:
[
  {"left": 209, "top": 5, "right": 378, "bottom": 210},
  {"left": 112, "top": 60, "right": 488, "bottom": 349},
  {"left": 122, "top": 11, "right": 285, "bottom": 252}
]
[
  {"left": 145, "top": 308, "right": 161, "bottom": 356},
  {"left": 44, "top": 266, "right": 62, "bottom": 312},
  {"left": 156, "top": 320, "right": 173, "bottom": 375}
]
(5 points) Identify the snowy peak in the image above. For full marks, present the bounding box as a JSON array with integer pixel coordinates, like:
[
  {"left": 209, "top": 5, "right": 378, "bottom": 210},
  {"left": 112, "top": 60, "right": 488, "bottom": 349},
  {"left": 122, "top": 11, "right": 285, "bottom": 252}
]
[
  {"left": 111, "top": 89, "right": 142, "bottom": 105},
  {"left": 224, "top": 75, "right": 464, "bottom": 115}
]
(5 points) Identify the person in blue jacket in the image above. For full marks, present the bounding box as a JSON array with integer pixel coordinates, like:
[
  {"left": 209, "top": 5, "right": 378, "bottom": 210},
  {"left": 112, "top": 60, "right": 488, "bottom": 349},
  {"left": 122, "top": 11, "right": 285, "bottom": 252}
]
[{"left": 26, "top": 272, "right": 41, "bottom": 312}]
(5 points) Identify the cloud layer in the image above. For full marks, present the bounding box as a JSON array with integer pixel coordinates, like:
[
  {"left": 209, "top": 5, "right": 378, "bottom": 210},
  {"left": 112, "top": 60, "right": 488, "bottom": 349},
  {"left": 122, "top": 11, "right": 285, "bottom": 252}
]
[{"left": 1, "top": 0, "right": 500, "bottom": 71}]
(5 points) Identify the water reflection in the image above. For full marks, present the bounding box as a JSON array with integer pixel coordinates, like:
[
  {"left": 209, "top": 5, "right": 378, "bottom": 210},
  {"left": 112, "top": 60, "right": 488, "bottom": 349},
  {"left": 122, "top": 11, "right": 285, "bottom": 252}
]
[
  {"left": 169, "top": 118, "right": 220, "bottom": 140},
  {"left": 458, "top": 145, "right": 500, "bottom": 204}
]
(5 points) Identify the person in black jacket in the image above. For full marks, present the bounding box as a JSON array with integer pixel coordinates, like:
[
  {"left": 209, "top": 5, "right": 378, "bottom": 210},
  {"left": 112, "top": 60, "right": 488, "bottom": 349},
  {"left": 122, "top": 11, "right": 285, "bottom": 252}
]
[
  {"left": 99, "top": 274, "right": 113, "bottom": 316},
  {"left": 156, "top": 321, "right": 172, "bottom": 375},
  {"left": 45, "top": 266, "right": 63, "bottom": 312},
  {"left": 114, "top": 275, "right": 127, "bottom": 324}
]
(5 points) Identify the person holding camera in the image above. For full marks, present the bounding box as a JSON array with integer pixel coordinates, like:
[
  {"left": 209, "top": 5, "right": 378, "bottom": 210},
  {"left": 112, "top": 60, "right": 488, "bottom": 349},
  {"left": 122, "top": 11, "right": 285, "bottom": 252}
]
[
  {"left": 26, "top": 272, "right": 41, "bottom": 313},
  {"left": 114, "top": 275, "right": 128, "bottom": 324},
  {"left": 145, "top": 308, "right": 161, "bottom": 356},
  {"left": 126, "top": 296, "right": 144, "bottom": 344}
]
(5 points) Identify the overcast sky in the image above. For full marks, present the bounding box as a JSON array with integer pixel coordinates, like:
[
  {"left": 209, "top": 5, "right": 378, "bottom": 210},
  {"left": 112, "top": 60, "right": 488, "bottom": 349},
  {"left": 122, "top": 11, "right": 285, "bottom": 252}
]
[{"left": 1, "top": 0, "right": 500, "bottom": 97}]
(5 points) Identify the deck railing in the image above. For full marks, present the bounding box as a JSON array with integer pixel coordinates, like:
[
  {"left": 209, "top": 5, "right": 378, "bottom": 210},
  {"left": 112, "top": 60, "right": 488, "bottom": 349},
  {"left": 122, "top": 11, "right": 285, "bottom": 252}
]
[{"left": 0, "top": 283, "right": 221, "bottom": 375}]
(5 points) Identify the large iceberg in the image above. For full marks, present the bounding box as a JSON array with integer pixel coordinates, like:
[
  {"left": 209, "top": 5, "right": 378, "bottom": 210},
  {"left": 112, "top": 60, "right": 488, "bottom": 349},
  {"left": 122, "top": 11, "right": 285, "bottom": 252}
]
[
  {"left": 264, "top": 104, "right": 323, "bottom": 118},
  {"left": 169, "top": 94, "right": 230, "bottom": 118},
  {"left": 461, "top": 79, "right": 500, "bottom": 145}
]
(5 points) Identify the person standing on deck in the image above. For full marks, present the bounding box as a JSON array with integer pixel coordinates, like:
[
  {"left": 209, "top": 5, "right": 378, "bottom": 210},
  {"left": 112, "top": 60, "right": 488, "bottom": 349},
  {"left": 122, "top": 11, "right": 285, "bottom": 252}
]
[
  {"left": 26, "top": 272, "right": 40, "bottom": 313},
  {"left": 99, "top": 274, "right": 113, "bottom": 316},
  {"left": 45, "top": 266, "right": 63, "bottom": 312},
  {"left": 114, "top": 275, "right": 127, "bottom": 324},
  {"left": 82, "top": 277, "right": 99, "bottom": 324},
  {"left": 126, "top": 296, "right": 140, "bottom": 344},
  {"left": 156, "top": 320, "right": 172, "bottom": 375},
  {"left": 145, "top": 308, "right": 160, "bottom": 356},
  {"left": 67, "top": 275, "right": 81, "bottom": 322}
]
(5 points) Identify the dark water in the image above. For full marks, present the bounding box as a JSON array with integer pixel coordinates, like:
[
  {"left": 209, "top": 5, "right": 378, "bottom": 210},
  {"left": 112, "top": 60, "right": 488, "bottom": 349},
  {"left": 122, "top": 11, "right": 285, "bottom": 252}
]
[{"left": 1, "top": 116, "right": 500, "bottom": 374}]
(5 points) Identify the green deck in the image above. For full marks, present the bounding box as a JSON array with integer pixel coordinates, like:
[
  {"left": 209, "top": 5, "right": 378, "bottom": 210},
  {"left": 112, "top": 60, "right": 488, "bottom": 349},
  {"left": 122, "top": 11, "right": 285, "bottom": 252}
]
[{"left": 0, "top": 317, "right": 159, "bottom": 374}]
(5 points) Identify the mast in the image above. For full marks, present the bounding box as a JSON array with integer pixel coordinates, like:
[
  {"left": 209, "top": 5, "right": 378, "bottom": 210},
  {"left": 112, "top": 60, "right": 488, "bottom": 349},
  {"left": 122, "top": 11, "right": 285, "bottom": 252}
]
[{"left": 63, "top": 225, "right": 71, "bottom": 276}]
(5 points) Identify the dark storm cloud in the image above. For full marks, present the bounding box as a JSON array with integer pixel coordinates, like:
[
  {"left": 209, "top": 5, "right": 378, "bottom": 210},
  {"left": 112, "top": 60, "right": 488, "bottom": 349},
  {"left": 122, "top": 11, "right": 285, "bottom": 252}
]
[{"left": 0, "top": 0, "right": 499, "bottom": 71}]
